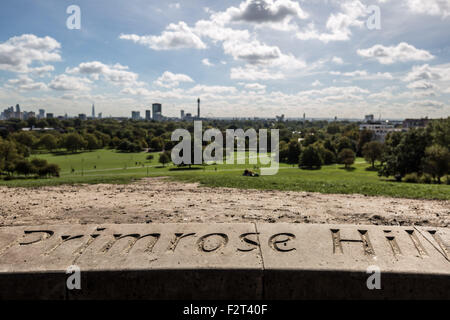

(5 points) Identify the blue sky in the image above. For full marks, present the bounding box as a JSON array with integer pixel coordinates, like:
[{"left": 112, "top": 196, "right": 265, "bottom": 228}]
[{"left": 0, "top": 0, "right": 449, "bottom": 119}]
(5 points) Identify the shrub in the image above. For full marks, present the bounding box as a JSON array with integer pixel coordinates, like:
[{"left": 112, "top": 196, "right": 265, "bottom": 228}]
[
  {"left": 404, "top": 172, "right": 419, "bottom": 183},
  {"left": 420, "top": 174, "right": 433, "bottom": 184}
]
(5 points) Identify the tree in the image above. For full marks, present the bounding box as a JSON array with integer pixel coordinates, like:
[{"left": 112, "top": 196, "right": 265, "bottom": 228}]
[
  {"left": 357, "top": 130, "right": 374, "bottom": 156},
  {"left": 159, "top": 151, "right": 171, "bottom": 167},
  {"left": 84, "top": 134, "right": 100, "bottom": 151},
  {"left": 14, "top": 159, "right": 35, "bottom": 176},
  {"left": 64, "top": 133, "right": 86, "bottom": 153},
  {"left": 299, "top": 146, "right": 322, "bottom": 169},
  {"left": 338, "top": 148, "right": 356, "bottom": 169},
  {"left": 39, "top": 134, "right": 58, "bottom": 152},
  {"left": 286, "top": 141, "right": 301, "bottom": 164},
  {"left": 11, "top": 131, "right": 36, "bottom": 149},
  {"left": 336, "top": 136, "right": 356, "bottom": 153},
  {"left": 42, "top": 163, "right": 60, "bottom": 178},
  {"left": 362, "top": 141, "right": 384, "bottom": 168},
  {"left": 423, "top": 145, "right": 450, "bottom": 183},
  {"left": 379, "top": 129, "right": 431, "bottom": 178},
  {"left": 0, "top": 140, "right": 21, "bottom": 175},
  {"left": 150, "top": 137, "right": 164, "bottom": 151}
]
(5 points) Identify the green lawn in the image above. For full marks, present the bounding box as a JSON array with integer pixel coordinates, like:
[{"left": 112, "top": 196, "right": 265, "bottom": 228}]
[{"left": 1, "top": 149, "right": 449, "bottom": 200}]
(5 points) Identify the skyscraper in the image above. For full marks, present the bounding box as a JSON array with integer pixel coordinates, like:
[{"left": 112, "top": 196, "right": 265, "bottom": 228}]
[
  {"left": 181, "top": 110, "right": 185, "bottom": 119},
  {"left": 145, "top": 110, "right": 151, "bottom": 121},
  {"left": 92, "top": 104, "right": 95, "bottom": 119},
  {"left": 152, "top": 103, "right": 162, "bottom": 120}
]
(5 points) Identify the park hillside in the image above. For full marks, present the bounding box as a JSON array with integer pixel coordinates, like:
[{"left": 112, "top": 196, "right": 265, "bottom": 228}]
[{"left": 0, "top": 117, "right": 449, "bottom": 200}]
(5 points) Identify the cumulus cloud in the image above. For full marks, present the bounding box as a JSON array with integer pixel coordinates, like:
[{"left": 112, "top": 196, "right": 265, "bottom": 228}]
[
  {"left": 119, "top": 22, "right": 206, "bottom": 50},
  {"left": 357, "top": 42, "right": 434, "bottom": 64},
  {"left": 331, "top": 56, "right": 344, "bottom": 64},
  {"left": 230, "top": 65, "right": 285, "bottom": 80},
  {"left": 330, "top": 70, "right": 393, "bottom": 79},
  {"left": 296, "top": 1, "right": 368, "bottom": 42},
  {"left": 311, "top": 80, "right": 323, "bottom": 87},
  {"left": 5, "top": 75, "right": 47, "bottom": 91},
  {"left": 0, "top": 34, "right": 61, "bottom": 73},
  {"left": 48, "top": 74, "right": 92, "bottom": 91},
  {"left": 188, "top": 85, "right": 237, "bottom": 94},
  {"left": 66, "top": 61, "right": 143, "bottom": 87},
  {"left": 405, "top": 0, "right": 450, "bottom": 19},
  {"left": 202, "top": 58, "right": 214, "bottom": 66},
  {"left": 154, "top": 71, "right": 194, "bottom": 88},
  {"left": 221, "top": 0, "right": 308, "bottom": 30},
  {"left": 242, "top": 82, "right": 266, "bottom": 91}
]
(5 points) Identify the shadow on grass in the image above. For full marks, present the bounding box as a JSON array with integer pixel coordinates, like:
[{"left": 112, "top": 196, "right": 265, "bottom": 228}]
[
  {"left": 50, "top": 151, "right": 84, "bottom": 156},
  {"left": 169, "top": 167, "right": 203, "bottom": 171},
  {"left": 338, "top": 166, "right": 356, "bottom": 172},
  {"left": 365, "top": 166, "right": 379, "bottom": 172}
]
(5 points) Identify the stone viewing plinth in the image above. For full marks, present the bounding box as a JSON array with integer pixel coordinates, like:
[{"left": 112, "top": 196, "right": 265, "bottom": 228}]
[{"left": 0, "top": 223, "right": 448, "bottom": 299}]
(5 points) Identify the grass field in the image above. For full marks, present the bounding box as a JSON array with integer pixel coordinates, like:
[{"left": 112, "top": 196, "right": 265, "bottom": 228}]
[{"left": 1, "top": 149, "right": 449, "bottom": 200}]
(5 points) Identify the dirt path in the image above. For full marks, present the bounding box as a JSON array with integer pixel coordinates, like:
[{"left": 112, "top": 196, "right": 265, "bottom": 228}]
[{"left": 0, "top": 177, "right": 448, "bottom": 227}]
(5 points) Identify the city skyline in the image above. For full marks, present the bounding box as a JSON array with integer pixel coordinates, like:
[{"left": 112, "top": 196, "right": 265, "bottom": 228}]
[{"left": 0, "top": 0, "right": 449, "bottom": 119}]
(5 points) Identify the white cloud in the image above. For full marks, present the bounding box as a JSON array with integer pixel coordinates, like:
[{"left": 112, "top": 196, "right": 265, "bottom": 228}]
[
  {"left": 230, "top": 65, "right": 285, "bottom": 80},
  {"left": 331, "top": 56, "right": 344, "bottom": 64},
  {"left": 31, "top": 65, "right": 54, "bottom": 77},
  {"left": 154, "top": 71, "right": 194, "bottom": 88},
  {"left": 330, "top": 70, "right": 393, "bottom": 79},
  {"left": 5, "top": 75, "right": 47, "bottom": 91},
  {"left": 242, "top": 82, "right": 266, "bottom": 91},
  {"left": 405, "top": 0, "right": 450, "bottom": 19},
  {"left": 66, "top": 61, "right": 143, "bottom": 87},
  {"left": 188, "top": 85, "right": 237, "bottom": 94},
  {"left": 0, "top": 34, "right": 61, "bottom": 73},
  {"left": 169, "top": 3, "right": 180, "bottom": 9},
  {"left": 311, "top": 80, "right": 322, "bottom": 87},
  {"left": 357, "top": 42, "right": 434, "bottom": 64},
  {"left": 48, "top": 74, "right": 92, "bottom": 91},
  {"left": 296, "top": 1, "right": 368, "bottom": 42},
  {"left": 119, "top": 22, "right": 206, "bottom": 50},
  {"left": 202, "top": 58, "right": 214, "bottom": 66}
]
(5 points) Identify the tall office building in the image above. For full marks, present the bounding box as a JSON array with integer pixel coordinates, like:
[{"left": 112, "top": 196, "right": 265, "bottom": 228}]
[
  {"left": 181, "top": 110, "right": 185, "bottom": 119},
  {"left": 152, "top": 103, "right": 162, "bottom": 120},
  {"left": 38, "top": 109, "right": 45, "bottom": 119},
  {"left": 92, "top": 104, "right": 95, "bottom": 119},
  {"left": 145, "top": 110, "right": 151, "bottom": 121}
]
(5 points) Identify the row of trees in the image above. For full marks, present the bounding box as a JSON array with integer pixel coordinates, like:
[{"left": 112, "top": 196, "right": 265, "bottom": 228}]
[{"left": 0, "top": 138, "right": 60, "bottom": 178}]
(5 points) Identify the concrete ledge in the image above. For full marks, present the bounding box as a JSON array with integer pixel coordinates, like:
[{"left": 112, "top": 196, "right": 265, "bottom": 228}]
[{"left": 0, "top": 223, "right": 448, "bottom": 299}]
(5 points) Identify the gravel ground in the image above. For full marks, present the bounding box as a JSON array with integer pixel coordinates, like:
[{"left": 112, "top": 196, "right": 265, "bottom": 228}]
[{"left": 0, "top": 177, "right": 449, "bottom": 227}]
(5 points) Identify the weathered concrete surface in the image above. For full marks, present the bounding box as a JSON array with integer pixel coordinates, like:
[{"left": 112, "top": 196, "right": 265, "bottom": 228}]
[
  {"left": 0, "top": 223, "right": 448, "bottom": 300},
  {"left": 257, "top": 224, "right": 450, "bottom": 299}
]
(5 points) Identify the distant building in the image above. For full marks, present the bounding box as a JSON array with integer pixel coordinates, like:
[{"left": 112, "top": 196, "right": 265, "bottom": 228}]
[
  {"left": 46, "top": 113, "right": 54, "bottom": 119},
  {"left": 132, "top": 111, "right": 141, "bottom": 120},
  {"left": 145, "top": 110, "right": 151, "bottom": 121},
  {"left": 403, "top": 118, "right": 430, "bottom": 129},
  {"left": 197, "top": 98, "right": 200, "bottom": 119},
  {"left": 152, "top": 103, "right": 162, "bottom": 120},
  {"left": 78, "top": 114, "right": 87, "bottom": 120},
  {"left": 364, "top": 114, "right": 374, "bottom": 122},
  {"left": 180, "top": 110, "right": 185, "bottom": 119},
  {"left": 359, "top": 121, "right": 401, "bottom": 142},
  {"left": 38, "top": 109, "right": 45, "bottom": 119},
  {"left": 92, "top": 104, "right": 95, "bottom": 119},
  {"left": 98, "top": 112, "right": 102, "bottom": 119}
]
